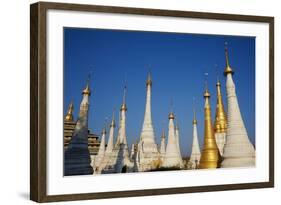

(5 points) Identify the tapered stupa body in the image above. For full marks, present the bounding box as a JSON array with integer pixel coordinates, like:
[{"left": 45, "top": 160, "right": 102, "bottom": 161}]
[
  {"left": 94, "top": 128, "right": 106, "bottom": 172},
  {"left": 221, "top": 46, "right": 255, "bottom": 168},
  {"left": 130, "top": 144, "right": 136, "bottom": 159},
  {"left": 64, "top": 81, "right": 93, "bottom": 175},
  {"left": 199, "top": 89, "right": 220, "bottom": 169},
  {"left": 189, "top": 111, "right": 201, "bottom": 169},
  {"left": 162, "top": 113, "right": 183, "bottom": 168},
  {"left": 137, "top": 72, "right": 160, "bottom": 171},
  {"left": 214, "top": 80, "right": 227, "bottom": 156},
  {"left": 105, "top": 113, "right": 115, "bottom": 154},
  {"left": 175, "top": 123, "right": 182, "bottom": 156},
  {"left": 160, "top": 130, "right": 166, "bottom": 156}
]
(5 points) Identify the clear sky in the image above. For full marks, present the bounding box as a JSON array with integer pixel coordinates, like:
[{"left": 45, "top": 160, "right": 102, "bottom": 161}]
[{"left": 64, "top": 27, "right": 255, "bottom": 157}]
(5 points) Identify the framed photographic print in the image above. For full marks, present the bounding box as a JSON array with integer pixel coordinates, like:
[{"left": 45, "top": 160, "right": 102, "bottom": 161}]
[{"left": 30, "top": 1, "right": 274, "bottom": 202}]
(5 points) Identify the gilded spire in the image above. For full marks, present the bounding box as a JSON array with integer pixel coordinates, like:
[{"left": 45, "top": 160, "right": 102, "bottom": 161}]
[
  {"left": 65, "top": 101, "right": 74, "bottom": 121},
  {"left": 224, "top": 42, "right": 234, "bottom": 76},
  {"left": 214, "top": 78, "right": 227, "bottom": 133},
  {"left": 199, "top": 82, "right": 220, "bottom": 169},
  {"left": 146, "top": 71, "right": 152, "bottom": 86},
  {"left": 120, "top": 85, "right": 127, "bottom": 111}
]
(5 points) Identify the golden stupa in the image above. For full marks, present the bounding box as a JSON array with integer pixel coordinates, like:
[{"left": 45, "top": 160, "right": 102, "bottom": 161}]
[{"left": 199, "top": 85, "right": 220, "bottom": 169}]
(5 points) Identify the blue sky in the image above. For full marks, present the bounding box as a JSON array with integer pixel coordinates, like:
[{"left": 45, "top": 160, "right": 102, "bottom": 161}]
[{"left": 64, "top": 27, "right": 255, "bottom": 157}]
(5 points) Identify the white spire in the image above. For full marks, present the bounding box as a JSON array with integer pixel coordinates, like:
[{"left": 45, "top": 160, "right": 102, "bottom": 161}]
[
  {"left": 221, "top": 44, "right": 255, "bottom": 168},
  {"left": 160, "top": 129, "right": 166, "bottom": 155},
  {"left": 162, "top": 112, "right": 183, "bottom": 168},
  {"left": 189, "top": 107, "right": 201, "bottom": 169},
  {"left": 95, "top": 128, "right": 106, "bottom": 170},
  {"left": 116, "top": 86, "right": 128, "bottom": 145},
  {"left": 137, "top": 72, "right": 160, "bottom": 172},
  {"left": 105, "top": 111, "right": 115, "bottom": 154},
  {"left": 139, "top": 72, "right": 157, "bottom": 148}
]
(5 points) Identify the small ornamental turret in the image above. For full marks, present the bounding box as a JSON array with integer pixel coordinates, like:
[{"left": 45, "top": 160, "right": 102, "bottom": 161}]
[{"left": 199, "top": 83, "right": 220, "bottom": 169}]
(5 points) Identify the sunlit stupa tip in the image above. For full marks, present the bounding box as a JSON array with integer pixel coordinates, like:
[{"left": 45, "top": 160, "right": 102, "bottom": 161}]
[
  {"left": 146, "top": 71, "right": 152, "bottom": 86},
  {"left": 224, "top": 42, "right": 234, "bottom": 76}
]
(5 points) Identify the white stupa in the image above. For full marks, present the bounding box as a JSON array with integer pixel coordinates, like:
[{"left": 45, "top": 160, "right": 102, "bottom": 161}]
[
  {"left": 221, "top": 44, "right": 255, "bottom": 168},
  {"left": 189, "top": 108, "right": 201, "bottom": 169},
  {"left": 137, "top": 72, "right": 160, "bottom": 171},
  {"left": 64, "top": 80, "right": 93, "bottom": 176},
  {"left": 162, "top": 112, "right": 183, "bottom": 168}
]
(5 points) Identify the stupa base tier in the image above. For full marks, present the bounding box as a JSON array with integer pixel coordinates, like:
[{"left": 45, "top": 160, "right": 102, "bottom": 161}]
[
  {"left": 162, "top": 156, "right": 183, "bottom": 169},
  {"left": 137, "top": 152, "right": 161, "bottom": 171},
  {"left": 221, "top": 157, "right": 255, "bottom": 168}
]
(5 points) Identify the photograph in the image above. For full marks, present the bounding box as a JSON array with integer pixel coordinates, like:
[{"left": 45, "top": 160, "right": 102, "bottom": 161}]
[{"left": 63, "top": 27, "right": 256, "bottom": 176}]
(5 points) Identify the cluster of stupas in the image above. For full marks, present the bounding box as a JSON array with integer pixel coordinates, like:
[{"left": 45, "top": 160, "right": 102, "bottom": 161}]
[{"left": 64, "top": 44, "right": 256, "bottom": 176}]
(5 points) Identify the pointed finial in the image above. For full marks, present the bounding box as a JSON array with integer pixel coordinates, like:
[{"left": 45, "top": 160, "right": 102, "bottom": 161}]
[
  {"left": 82, "top": 73, "right": 91, "bottom": 96},
  {"left": 168, "top": 99, "right": 175, "bottom": 119},
  {"left": 224, "top": 42, "right": 234, "bottom": 76},
  {"left": 214, "top": 64, "right": 221, "bottom": 86},
  {"left": 192, "top": 97, "right": 197, "bottom": 124},
  {"left": 216, "top": 77, "right": 221, "bottom": 87},
  {"left": 204, "top": 73, "right": 210, "bottom": 98},
  {"left": 102, "top": 117, "right": 108, "bottom": 134},
  {"left": 120, "top": 83, "right": 127, "bottom": 111},
  {"left": 161, "top": 125, "right": 165, "bottom": 138},
  {"left": 102, "top": 127, "right": 107, "bottom": 135},
  {"left": 146, "top": 70, "right": 152, "bottom": 86},
  {"left": 225, "top": 42, "right": 230, "bottom": 67},
  {"left": 110, "top": 108, "right": 116, "bottom": 127}
]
